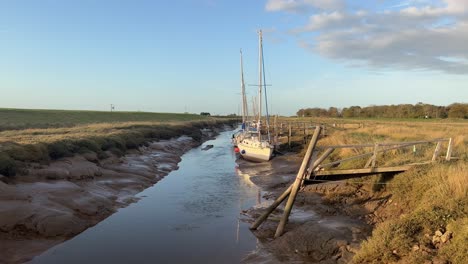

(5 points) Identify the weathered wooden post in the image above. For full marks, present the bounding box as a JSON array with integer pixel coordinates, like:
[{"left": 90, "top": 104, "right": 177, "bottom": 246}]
[
  {"left": 275, "top": 126, "right": 321, "bottom": 238},
  {"left": 445, "top": 138, "right": 453, "bottom": 161},
  {"left": 303, "top": 122, "right": 307, "bottom": 144},
  {"left": 305, "top": 147, "right": 335, "bottom": 180},
  {"left": 432, "top": 141, "right": 442, "bottom": 161},
  {"left": 365, "top": 143, "right": 379, "bottom": 168},
  {"left": 274, "top": 115, "right": 278, "bottom": 144},
  {"left": 249, "top": 185, "right": 293, "bottom": 230},
  {"left": 250, "top": 147, "right": 332, "bottom": 230},
  {"left": 288, "top": 123, "right": 292, "bottom": 149}
]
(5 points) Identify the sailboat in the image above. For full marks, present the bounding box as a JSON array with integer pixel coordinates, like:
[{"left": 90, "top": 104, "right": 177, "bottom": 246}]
[{"left": 237, "top": 30, "right": 274, "bottom": 162}]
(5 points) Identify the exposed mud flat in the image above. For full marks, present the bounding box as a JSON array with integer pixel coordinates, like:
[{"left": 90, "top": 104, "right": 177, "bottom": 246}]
[
  {"left": 0, "top": 128, "right": 223, "bottom": 264},
  {"left": 237, "top": 154, "right": 373, "bottom": 264}
]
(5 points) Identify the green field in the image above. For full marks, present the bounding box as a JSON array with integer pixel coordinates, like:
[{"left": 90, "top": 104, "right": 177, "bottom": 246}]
[
  {"left": 0, "top": 108, "right": 235, "bottom": 177},
  {"left": 0, "top": 108, "right": 210, "bottom": 131}
]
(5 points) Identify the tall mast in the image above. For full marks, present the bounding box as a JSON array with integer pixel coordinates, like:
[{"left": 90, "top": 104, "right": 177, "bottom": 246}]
[
  {"left": 240, "top": 49, "right": 246, "bottom": 124},
  {"left": 257, "top": 30, "right": 263, "bottom": 137},
  {"left": 261, "top": 37, "right": 271, "bottom": 142}
]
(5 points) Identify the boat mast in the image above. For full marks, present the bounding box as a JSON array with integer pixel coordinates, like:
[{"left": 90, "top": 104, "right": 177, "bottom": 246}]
[
  {"left": 261, "top": 31, "right": 271, "bottom": 142},
  {"left": 240, "top": 49, "right": 248, "bottom": 126},
  {"left": 257, "top": 30, "right": 263, "bottom": 138},
  {"left": 240, "top": 49, "right": 245, "bottom": 126}
]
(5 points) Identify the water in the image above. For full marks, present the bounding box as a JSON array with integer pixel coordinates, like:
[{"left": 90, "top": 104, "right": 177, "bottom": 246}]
[{"left": 31, "top": 130, "right": 261, "bottom": 264}]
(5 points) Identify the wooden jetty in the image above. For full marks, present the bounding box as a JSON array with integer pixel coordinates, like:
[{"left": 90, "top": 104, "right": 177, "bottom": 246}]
[{"left": 250, "top": 126, "right": 454, "bottom": 237}]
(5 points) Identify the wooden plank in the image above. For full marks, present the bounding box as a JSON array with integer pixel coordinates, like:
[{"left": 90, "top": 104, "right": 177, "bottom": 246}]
[
  {"left": 315, "top": 165, "right": 413, "bottom": 176},
  {"left": 318, "top": 139, "right": 450, "bottom": 149}
]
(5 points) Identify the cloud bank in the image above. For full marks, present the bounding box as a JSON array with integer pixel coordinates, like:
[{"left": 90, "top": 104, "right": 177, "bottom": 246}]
[{"left": 266, "top": 0, "right": 468, "bottom": 74}]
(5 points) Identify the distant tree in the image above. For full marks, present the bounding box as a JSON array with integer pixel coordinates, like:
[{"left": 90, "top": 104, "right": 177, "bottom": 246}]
[
  {"left": 200, "top": 112, "right": 211, "bottom": 116},
  {"left": 447, "top": 103, "right": 468, "bottom": 118},
  {"left": 297, "top": 103, "right": 465, "bottom": 119},
  {"left": 328, "top": 107, "right": 340, "bottom": 117},
  {"left": 296, "top": 109, "right": 305, "bottom": 117}
]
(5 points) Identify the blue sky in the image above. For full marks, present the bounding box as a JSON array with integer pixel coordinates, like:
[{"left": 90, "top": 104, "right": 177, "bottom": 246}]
[{"left": 1, "top": 0, "right": 467, "bottom": 115}]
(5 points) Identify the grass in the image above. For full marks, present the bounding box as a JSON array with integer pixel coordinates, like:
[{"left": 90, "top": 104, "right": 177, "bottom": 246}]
[
  {"left": 0, "top": 108, "right": 211, "bottom": 131},
  {"left": 0, "top": 108, "right": 237, "bottom": 177},
  {"left": 353, "top": 162, "right": 467, "bottom": 263},
  {"left": 280, "top": 117, "right": 467, "bottom": 263}
]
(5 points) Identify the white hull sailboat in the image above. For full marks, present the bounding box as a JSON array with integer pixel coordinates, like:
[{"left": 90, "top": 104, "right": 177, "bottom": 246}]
[
  {"left": 238, "top": 135, "right": 274, "bottom": 162},
  {"left": 237, "top": 30, "right": 274, "bottom": 162}
]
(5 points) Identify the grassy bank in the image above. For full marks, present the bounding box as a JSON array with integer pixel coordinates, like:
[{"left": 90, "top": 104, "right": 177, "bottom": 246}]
[
  {"left": 291, "top": 118, "right": 467, "bottom": 263},
  {"left": 0, "top": 108, "right": 211, "bottom": 131},
  {"left": 0, "top": 109, "right": 237, "bottom": 177}
]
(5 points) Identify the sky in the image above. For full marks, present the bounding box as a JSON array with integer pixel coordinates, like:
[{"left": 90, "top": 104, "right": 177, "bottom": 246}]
[{"left": 0, "top": 0, "right": 467, "bottom": 116}]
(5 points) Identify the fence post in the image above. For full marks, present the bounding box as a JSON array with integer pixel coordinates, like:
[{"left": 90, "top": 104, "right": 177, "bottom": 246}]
[
  {"left": 365, "top": 143, "right": 379, "bottom": 168},
  {"left": 432, "top": 141, "right": 442, "bottom": 162},
  {"left": 445, "top": 138, "right": 453, "bottom": 161}
]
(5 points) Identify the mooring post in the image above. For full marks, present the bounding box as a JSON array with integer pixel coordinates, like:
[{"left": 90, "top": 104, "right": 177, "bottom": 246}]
[
  {"left": 275, "top": 126, "right": 321, "bottom": 238},
  {"left": 288, "top": 123, "right": 292, "bottom": 149},
  {"left": 249, "top": 185, "right": 293, "bottom": 230},
  {"left": 250, "top": 146, "right": 333, "bottom": 230}
]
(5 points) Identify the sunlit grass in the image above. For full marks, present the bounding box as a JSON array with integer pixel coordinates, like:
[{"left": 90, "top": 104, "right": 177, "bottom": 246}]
[
  {"left": 278, "top": 117, "right": 467, "bottom": 263},
  {"left": 0, "top": 109, "right": 236, "bottom": 176}
]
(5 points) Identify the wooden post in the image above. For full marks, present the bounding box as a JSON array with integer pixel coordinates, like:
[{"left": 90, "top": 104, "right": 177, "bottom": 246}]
[
  {"left": 305, "top": 147, "right": 335, "bottom": 180},
  {"left": 250, "top": 147, "right": 333, "bottom": 230},
  {"left": 275, "top": 126, "right": 321, "bottom": 238},
  {"left": 445, "top": 138, "right": 453, "bottom": 161},
  {"left": 303, "top": 122, "right": 307, "bottom": 144},
  {"left": 249, "top": 185, "right": 292, "bottom": 230},
  {"left": 365, "top": 143, "right": 379, "bottom": 168},
  {"left": 288, "top": 123, "right": 292, "bottom": 149},
  {"left": 274, "top": 116, "right": 278, "bottom": 145},
  {"left": 432, "top": 141, "right": 442, "bottom": 162}
]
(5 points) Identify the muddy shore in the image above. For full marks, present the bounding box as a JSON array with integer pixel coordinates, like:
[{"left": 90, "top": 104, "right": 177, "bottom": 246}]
[
  {"left": 238, "top": 154, "right": 376, "bottom": 264},
  {"left": 0, "top": 127, "right": 227, "bottom": 264}
]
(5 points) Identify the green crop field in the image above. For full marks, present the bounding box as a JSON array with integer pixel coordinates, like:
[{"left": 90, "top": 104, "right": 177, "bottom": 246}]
[{"left": 0, "top": 108, "right": 210, "bottom": 131}]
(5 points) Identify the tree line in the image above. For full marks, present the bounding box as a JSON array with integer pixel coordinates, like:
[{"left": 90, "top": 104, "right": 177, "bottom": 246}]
[{"left": 296, "top": 103, "right": 468, "bottom": 119}]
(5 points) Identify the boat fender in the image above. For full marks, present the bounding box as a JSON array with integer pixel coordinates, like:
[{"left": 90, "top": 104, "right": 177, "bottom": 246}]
[
  {"left": 241, "top": 150, "right": 246, "bottom": 154},
  {"left": 234, "top": 147, "right": 240, "bottom": 153}
]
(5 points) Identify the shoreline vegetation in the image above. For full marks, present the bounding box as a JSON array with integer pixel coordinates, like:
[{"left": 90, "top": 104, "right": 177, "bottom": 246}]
[
  {"left": 0, "top": 108, "right": 237, "bottom": 178},
  {"left": 0, "top": 109, "right": 237, "bottom": 263},
  {"left": 0, "top": 108, "right": 466, "bottom": 263},
  {"left": 244, "top": 117, "right": 467, "bottom": 264}
]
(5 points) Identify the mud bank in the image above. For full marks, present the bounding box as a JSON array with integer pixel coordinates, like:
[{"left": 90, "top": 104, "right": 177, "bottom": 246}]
[
  {"left": 0, "top": 126, "right": 227, "bottom": 264},
  {"left": 238, "top": 154, "right": 374, "bottom": 264}
]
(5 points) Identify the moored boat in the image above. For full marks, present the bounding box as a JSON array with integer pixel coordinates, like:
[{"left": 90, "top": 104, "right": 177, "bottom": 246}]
[{"left": 237, "top": 30, "right": 274, "bottom": 162}]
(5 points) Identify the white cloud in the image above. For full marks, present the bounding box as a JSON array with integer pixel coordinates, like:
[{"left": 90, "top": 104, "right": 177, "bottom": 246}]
[
  {"left": 265, "top": 0, "right": 344, "bottom": 13},
  {"left": 269, "top": 0, "right": 468, "bottom": 74}
]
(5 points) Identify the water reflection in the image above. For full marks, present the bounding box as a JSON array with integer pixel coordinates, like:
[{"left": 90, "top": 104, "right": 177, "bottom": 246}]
[{"left": 32, "top": 130, "right": 261, "bottom": 264}]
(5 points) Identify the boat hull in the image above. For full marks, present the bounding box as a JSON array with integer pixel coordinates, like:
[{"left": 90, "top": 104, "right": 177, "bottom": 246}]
[{"left": 237, "top": 142, "right": 273, "bottom": 162}]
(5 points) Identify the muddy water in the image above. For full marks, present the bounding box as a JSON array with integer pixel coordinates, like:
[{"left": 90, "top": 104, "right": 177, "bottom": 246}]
[{"left": 31, "top": 130, "right": 261, "bottom": 264}]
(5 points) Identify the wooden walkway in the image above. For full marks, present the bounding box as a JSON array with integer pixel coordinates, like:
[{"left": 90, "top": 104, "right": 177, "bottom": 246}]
[
  {"left": 304, "top": 163, "right": 428, "bottom": 185},
  {"left": 249, "top": 125, "right": 454, "bottom": 238}
]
